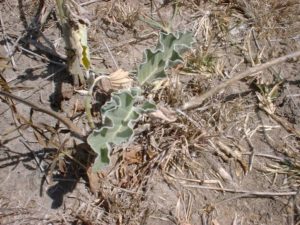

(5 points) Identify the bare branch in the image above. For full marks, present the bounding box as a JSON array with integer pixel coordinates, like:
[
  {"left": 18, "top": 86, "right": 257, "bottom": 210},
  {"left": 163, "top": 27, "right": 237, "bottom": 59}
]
[{"left": 182, "top": 50, "right": 300, "bottom": 110}]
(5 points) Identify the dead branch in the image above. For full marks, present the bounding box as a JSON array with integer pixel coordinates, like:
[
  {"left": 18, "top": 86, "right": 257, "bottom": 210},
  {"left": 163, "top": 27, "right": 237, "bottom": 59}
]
[
  {"left": 184, "top": 184, "right": 297, "bottom": 196},
  {"left": 182, "top": 50, "right": 300, "bottom": 110},
  {"left": 0, "top": 90, "right": 84, "bottom": 139}
]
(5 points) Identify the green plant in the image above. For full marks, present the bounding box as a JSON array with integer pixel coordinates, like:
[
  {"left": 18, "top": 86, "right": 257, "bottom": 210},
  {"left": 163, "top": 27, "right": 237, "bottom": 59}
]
[
  {"left": 55, "top": 0, "right": 193, "bottom": 171},
  {"left": 186, "top": 51, "right": 216, "bottom": 73},
  {"left": 87, "top": 32, "right": 194, "bottom": 171},
  {"left": 87, "top": 88, "right": 155, "bottom": 170},
  {"left": 138, "top": 0, "right": 180, "bottom": 33}
]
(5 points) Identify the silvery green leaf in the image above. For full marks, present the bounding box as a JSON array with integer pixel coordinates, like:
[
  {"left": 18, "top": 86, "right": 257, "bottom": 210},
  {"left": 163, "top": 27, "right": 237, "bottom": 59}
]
[
  {"left": 137, "top": 32, "right": 194, "bottom": 86},
  {"left": 87, "top": 88, "right": 155, "bottom": 171}
]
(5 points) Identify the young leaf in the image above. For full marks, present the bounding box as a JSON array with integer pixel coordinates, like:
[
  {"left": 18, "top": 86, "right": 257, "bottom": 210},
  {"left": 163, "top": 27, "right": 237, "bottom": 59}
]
[
  {"left": 87, "top": 88, "right": 155, "bottom": 171},
  {"left": 137, "top": 32, "right": 194, "bottom": 86}
]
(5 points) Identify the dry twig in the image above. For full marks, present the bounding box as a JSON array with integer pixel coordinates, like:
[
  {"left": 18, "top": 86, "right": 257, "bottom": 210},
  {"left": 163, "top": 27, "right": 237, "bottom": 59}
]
[
  {"left": 184, "top": 184, "right": 297, "bottom": 196},
  {"left": 0, "top": 12, "right": 16, "bottom": 69},
  {"left": 0, "top": 90, "right": 84, "bottom": 139},
  {"left": 182, "top": 50, "right": 300, "bottom": 110}
]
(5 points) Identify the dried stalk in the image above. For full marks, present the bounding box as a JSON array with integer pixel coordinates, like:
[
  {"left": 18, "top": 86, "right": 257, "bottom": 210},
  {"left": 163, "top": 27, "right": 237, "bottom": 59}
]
[
  {"left": 182, "top": 50, "right": 300, "bottom": 110},
  {"left": 55, "top": 0, "right": 87, "bottom": 86},
  {"left": 0, "top": 90, "right": 84, "bottom": 139}
]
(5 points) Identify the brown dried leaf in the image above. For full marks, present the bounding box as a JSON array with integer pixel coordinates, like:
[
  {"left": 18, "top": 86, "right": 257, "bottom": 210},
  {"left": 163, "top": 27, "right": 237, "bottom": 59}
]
[
  {"left": 98, "top": 77, "right": 112, "bottom": 92},
  {"left": 96, "top": 69, "right": 133, "bottom": 92},
  {"left": 150, "top": 104, "right": 177, "bottom": 122},
  {"left": 0, "top": 73, "right": 10, "bottom": 92},
  {"left": 87, "top": 167, "right": 103, "bottom": 194},
  {"left": 202, "top": 151, "right": 234, "bottom": 185},
  {"left": 123, "top": 146, "right": 143, "bottom": 164},
  {"left": 146, "top": 148, "right": 157, "bottom": 160},
  {"left": 216, "top": 141, "right": 248, "bottom": 174},
  {"left": 108, "top": 69, "right": 133, "bottom": 90},
  {"left": 58, "top": 159, "right": 67, "bottom": 174}
]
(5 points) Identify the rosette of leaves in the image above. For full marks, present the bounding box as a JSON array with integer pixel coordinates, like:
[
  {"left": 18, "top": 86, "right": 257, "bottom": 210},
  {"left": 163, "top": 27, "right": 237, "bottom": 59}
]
[{"left": 88, "top": 31, "right": 193, "bottom": 171}]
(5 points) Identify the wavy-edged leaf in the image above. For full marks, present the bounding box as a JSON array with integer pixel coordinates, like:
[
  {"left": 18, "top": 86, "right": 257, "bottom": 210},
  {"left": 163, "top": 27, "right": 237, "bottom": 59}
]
[
  {"left": 137, "top": 32, "right": 194, "bottom": 86},
  {"left": 87, "top": 88, "right": 155, "bottom": 171}
]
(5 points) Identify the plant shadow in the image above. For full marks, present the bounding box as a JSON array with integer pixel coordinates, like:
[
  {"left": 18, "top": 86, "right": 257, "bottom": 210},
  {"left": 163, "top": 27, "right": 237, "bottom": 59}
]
[
  {"left": 0, "top": 142, "right": 94, "bottom": 209},
  {"left": 46, "top": 143, "right": 94, "bottom": 209},
  {"left": 16, "top": 0, "right": 71, "bottom": 112}
]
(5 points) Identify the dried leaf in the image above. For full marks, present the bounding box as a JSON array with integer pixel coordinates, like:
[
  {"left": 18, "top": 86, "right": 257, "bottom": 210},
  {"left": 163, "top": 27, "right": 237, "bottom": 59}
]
[
  {"left": 70, "top": 7, "right": 91, "bottom": 70},
  {"left": 123, "top": 146, "right": 143, "bottom": 164},
  {"left": 86, "top": 167, "right": 102, "bottom": 194},
  {"left": 146, "top": 148, "right": 157, "bottom": 160},
  {"left": 216, "top": 141, "right": 248, "bottom": 174},
  {"left": 55, "top": 0, "right": 91, "bottom": 85},
  {"left": 256, "top": 92, "right": 276, "bottom": 114},
  {"left": 150, "top": 104, "right": 177, "bottom": 122},
  {"left": 58, "top": 159, "right": 67, "bottom": 174},
  {"left": 96, "top": 69, "right": 133, "bottom": 92},
  {"left": 109, "top": 69, "right": 133, "bottom": 90}
]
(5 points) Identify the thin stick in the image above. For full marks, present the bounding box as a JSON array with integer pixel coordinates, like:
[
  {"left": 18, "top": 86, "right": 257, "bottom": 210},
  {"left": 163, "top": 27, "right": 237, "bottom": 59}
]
[
  {"left": 243, "top": 113, "right": 255, "bottom": 172},
  {"left": 8, "top": 31, "right": 26, "bottom": 58},
  {"left": 80, "top": 0, "right": 100, "bottom": 6},
  {"left": 0, "top": 90, "right": 84, "bottom": 139},
  {"left": 0, "top": 12, "right": 16, "bottom": 68},
  {"left": 184, "top": 184, "right": 297, "bottom": 196},
  {"left": 19, "top": 46, "right": 66, "bottom": 67},
  {"left": 262, "top": 107, "right": 300, "bottom": 138},
  {"left": 182, "top": 50, "right": 300, "bottom": 110},
  {"left": 176, "top": 108, "right": 202, "bottom": 129},
  {"left": 102, "top": 38, "right": 119, "bottom": 69},
  {"left": 20, "top": 139, "right": 50, "bottom": 184}
]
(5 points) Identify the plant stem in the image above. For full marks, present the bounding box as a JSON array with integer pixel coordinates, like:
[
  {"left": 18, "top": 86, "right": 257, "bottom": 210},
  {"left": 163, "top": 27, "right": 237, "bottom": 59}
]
[
  {"left": 84, "top": 96, "right": 95, "bottom": 129},
  {"left": 55, "top": 0, "right": 85, "bottom": 87}
]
